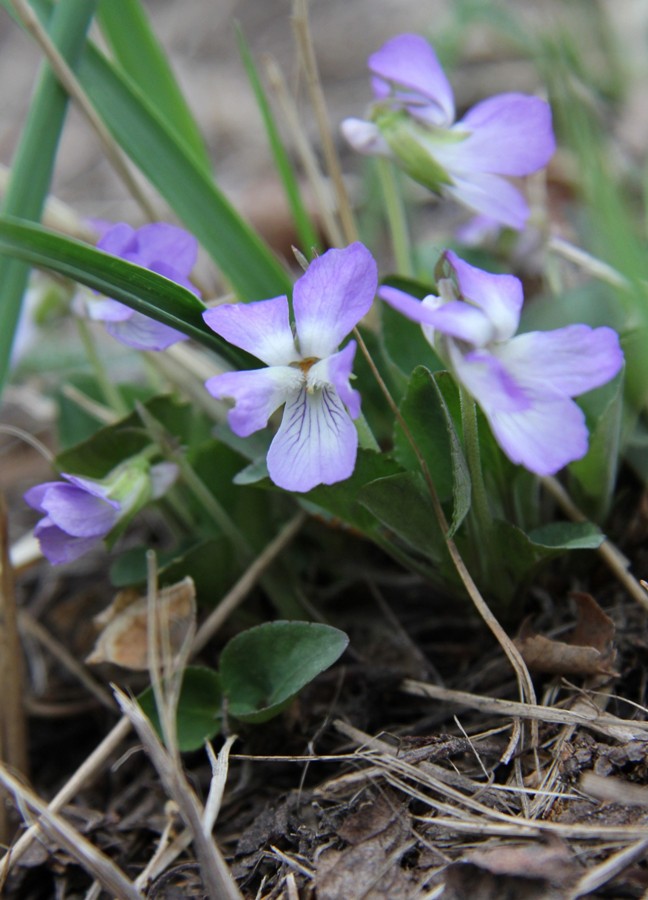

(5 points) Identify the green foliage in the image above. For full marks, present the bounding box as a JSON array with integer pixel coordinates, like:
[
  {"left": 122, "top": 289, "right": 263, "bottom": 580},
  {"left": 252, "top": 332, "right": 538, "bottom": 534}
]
[
  {"left": 97, "top": 0, "right": 211, "bottom": 173},
  {"left": 139, "top": 667, "right": 223, "bottom": 753},
  {"left": 139, "top": 623, "right": 348, "bottom": 749},
  {"left": 219, "top": 621, "right": 349, "bottom": 723}
]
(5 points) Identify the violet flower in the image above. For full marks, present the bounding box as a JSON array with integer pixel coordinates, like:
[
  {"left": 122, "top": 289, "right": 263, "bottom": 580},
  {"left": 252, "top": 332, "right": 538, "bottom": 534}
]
[
  {"left": 79, "top": 222, "right": 200, "bottom": 350},
  {"left": 203, "top": 243, "right": 377, "bottom": 492},
  {"left": 25, "top": 460, "right": 178, "bottom": 565},
  {"left": 379, "top": 251, "right": 624, "bottom": 475},
  {"left": 342, "top": 33, "right": 555, "bottom": 229}
]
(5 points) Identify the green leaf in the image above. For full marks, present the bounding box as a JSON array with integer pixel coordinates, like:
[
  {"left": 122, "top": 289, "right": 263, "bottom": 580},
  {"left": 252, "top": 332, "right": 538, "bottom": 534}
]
[
  {"left": 56, "top": 395, "right": 207, "bottom": 476},
  {"left": 0, "top": 216, "right": 253, "bottom": 365},
  {"left": 526, "top": 521, "right": 604, "bottom": 551},
  {"left": 220, "top": 621, "right": 348, "bottom": 723},
  {"left": 569, "top": 369, "right": 625, "bottom": 519},
  {"left": 97, "top": 0, "right": 211, "bottom": 174},
  {"left": 15, "top": 0, "right": 291, "bottom": 303},
  {"left": 0, "top": 0, "right": 98, "bottom": 397},
  {"left": 394, "top": 367, "right": 471, "bottom": 536},
  {"left": 359, "top": 471, "right": 444, "bottom": 562},
  {"left": 304, "top": 450, "right": 402, "bottom": 534},
  {"left": 236, "top": 25, "right": 320, "bottom": 254},
  {"left": 138, "top": 666, "right": 223, "bottom": 752}
]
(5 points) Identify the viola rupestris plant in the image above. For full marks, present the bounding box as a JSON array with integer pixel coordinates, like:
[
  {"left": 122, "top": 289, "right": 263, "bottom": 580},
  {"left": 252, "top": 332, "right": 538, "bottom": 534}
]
[
  {"left": 342, "top": 33, "right": 555, "bottom": 228},
  {"left": 380, "top": 251, "right": 624, "bottom": 474},
  {"left": 75, "top": 222, "right": 201, "bottom": 350},
  {"left": 24, "top": 456, "right": 178, "bottom": 565},
  {"left": 203, "top": 243, "right": 378, "bottom": 493}
]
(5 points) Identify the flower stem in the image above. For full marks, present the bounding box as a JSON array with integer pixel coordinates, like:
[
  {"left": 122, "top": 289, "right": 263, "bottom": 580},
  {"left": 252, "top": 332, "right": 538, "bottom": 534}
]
[
  {"left": 376, "top": 158, "right": 414, "bottom": 277},
  {"left": 76, "top": 318, "right": 129, "bottom": 416},
  {"left": 459, "top": 387, "right": 492, "bottom": 537}
]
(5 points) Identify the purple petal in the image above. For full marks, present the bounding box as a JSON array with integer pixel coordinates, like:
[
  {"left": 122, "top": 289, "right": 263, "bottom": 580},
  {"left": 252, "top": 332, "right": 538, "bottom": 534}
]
[
  {"left": 205, "top": 366, "right": 303, "bottom": 437},
  {"left": 84, "top": 296, "right": 133, "bottom": 323},
  {"left": 444, "top": 251, "right": 523, "bottom": 341},
  {"left": 293, "top": 244, "right": 377, "bottom": 358},
  {"left": 38, "top": 483, "right": 120, "bottom": 538},
  {"left": 97, "top": 223, "right": 136, "bottom": 256},
  {"left": 34, "top": 518, "right": 101, "bottom": 565},
  {"left": 309, "top": 341, "right": 361, "bottom": 419},
  {"left": 420, "top": 300, "right": 495, "bottom": 346},
  {"left": 341, "top": 118, "right": 393, "bottom": 157},
  {"left": 267, "top": 386, "right": 358, "bottom": 492},
  {"left": 496, "top": 326, "right": 624, "bottom": 396},
  {"left": 487, "top": 390, "right": 589, "bottom": 475},
  {"left": 452, "top": 94, "right": 555, "bottom": 176},
  {"left": 379, "top": 286, "right": 441, "bottom": 324},
  {"left": 443, "top": 172, "right": 530, "bottom": 230},
  {"left": 24, "top": 481, "right": 66, "bottom": 513},
  {"left": 105, "top": 311, "right": 188, "bottom": 351},
  {"left": 131, "top": 223, "right": 198, "bottom": 274},
  {"left": 369, "top": 34, "right": 455, "bottom": 126},
  {"left": 448, "top": 343, "right": 531, "bottom": 414},
  {"left": 203, "top": 297, "right": 298, "bottom": 366},
  {"left": 449, "top": 344, "right": 591, "bottom": 474}
]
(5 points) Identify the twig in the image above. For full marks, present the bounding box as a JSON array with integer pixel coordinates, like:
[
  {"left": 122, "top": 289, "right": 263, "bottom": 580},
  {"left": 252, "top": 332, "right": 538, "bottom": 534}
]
[
  {"left": 291, "top": 0, "right": 358, "bottom": 245},
  {"left": 264, "top": 56, "right": 344, "bottom": 249},
  {"left": 114, "top": 688, "right": 243, "bottom": 900},
  {"left": 19, "top": 610, "right": 115, "bottom": 711},
  {"left": 9, "top": 0, "right": 158, "bottom": 222},
  {"left": 567, "top": 838, "right": 648, "bottom": 898},
  {"left": 401, "top": 679, "right": 648, "bottom": 741},
  {"left": 542, "top": 475, "right": 648, "bottom": 612},
  {"left": 0, "top": 492, "right": 28, "bottom": 843},
  {"left": 0, "top": 762, "right": 143, "bottom": 899},
  {"left": 548, "top": 235, "right": 630, "bottom": 290}
]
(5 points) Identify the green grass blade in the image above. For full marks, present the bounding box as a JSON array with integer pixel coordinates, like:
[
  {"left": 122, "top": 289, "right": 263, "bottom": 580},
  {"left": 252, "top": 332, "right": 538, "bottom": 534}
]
[
  {"left": 97, "top": 0, "right": 211, "bottom": 175},
  {"left": 0, "top": 215, "right": 252, "bottom": 366},
  {"left": 0, "top": 0, "right": 98, "bottom": 397},
  {"left": 236, "top": 25, "right": 321, "bottom": 254},
  {"left": 15, "top": 0, "right": 291, "bottom": 303}
]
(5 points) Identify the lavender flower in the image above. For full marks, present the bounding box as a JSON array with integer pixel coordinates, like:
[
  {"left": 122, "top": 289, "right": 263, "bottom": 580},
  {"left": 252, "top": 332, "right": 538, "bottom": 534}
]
[
  {"left": 380, "top": 251, "right": 624, "bottom": 475},
  {"left": 203, "top": 243, "right": 378, "bottom": 492},
  {"left": 342, "top": 33, "right": 555, "bottom": 229},
  {"left": 25, "top": 460, "right": 178, "bottom": 565},
  {"left": 79, "top": 222, "right": 200, "bottom": 350}
]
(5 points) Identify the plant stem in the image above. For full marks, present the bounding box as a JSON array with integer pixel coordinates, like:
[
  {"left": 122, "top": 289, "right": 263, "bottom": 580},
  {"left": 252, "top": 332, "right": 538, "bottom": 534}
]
[
  {"left": 376, "top": 158, "right": 414, "bottom": 277},
  {"left": 459, "top": 388, "right": 492, "bottom": 538},
  {"left": 76, "top": 318, "right": 129, "bottom": 416}
]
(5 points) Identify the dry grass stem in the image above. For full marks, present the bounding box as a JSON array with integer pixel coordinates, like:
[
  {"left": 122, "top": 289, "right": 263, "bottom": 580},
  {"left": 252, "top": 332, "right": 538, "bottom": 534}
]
[
  {"left": 580, "top": 771, "right": 648, "bottom": 807},
  {"left": 0, "top": 492, "right": 28, "bottom": 845},
  {"left": 401, "top": 679, "right": 648, "bottom": 741},
  {"left": 566, "top": 837, "right": 648, "bottom": 897},
  {"left": 291, "top": 0, "right": 358, "bottom": 245},
  {"left": 19, "top": 609, "right": 115, "bottom": 710},
  {"left": 114, "top": 688, "right": 244, "bottom": 900},
  {"left": 9, "top": 0, "right": 158, "bottom": 222},
  {"left": 264, "top": 56, "right": 343, "bottom": 249},
  {"left": 192, "top": 511, "right": 306, "bottom": 653},
  {"left": 0, "top": 762, "right": 143, "bottom": 899}
]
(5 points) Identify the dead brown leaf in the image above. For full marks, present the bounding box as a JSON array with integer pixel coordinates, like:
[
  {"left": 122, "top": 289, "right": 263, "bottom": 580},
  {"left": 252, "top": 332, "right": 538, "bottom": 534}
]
[
  {"left": 514, "top": 592, "right": 618, "bottom": 677},
  {"left": 86, "top": 577, "right": 195, "bottom": 670},
  {"left": 314, "top": 792, "right": 420, "bottom": 900}
]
